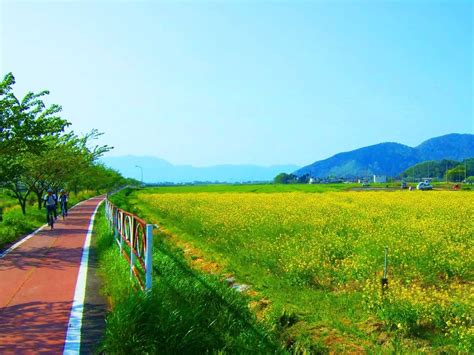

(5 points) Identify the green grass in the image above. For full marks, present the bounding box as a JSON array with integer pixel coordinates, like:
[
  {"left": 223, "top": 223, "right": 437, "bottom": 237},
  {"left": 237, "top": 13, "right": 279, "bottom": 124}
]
[
  {"left": 0, "top": 205, "right": 45, "bottom": 250},
  {"left": 94, "top": 204, "right": 282, "bottom": 354},
  {"left": 0, "top": 190, "right": 17, "bottom": 210}
]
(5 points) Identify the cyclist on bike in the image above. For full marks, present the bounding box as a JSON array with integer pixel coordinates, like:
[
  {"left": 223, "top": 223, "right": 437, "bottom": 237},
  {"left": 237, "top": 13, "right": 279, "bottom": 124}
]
[
  {"left": 59, "top": 189, "right": 68, "bottom": 217},
  {"left": 43, "top": 188, "right": 57, "bottom": 228}
]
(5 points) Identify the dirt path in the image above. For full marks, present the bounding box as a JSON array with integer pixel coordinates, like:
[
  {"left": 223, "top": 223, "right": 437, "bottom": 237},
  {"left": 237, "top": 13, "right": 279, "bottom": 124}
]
[{"left": 0, "top": 197, "right": 105, "bottom": 354}]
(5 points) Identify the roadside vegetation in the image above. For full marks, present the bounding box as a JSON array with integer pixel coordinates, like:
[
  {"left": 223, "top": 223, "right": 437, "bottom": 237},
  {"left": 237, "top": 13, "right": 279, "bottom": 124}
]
[
  {"left": 94, "top": 202, "right": 281, "bottom": 353},
  {"left": 104, "top": 186, "right": 473, "bottom": 352}
]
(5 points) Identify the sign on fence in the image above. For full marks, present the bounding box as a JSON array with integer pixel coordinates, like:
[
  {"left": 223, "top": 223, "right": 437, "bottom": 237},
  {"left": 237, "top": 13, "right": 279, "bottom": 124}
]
[{"left": 105, "top": 198, "right": 154, "bottom": 291}]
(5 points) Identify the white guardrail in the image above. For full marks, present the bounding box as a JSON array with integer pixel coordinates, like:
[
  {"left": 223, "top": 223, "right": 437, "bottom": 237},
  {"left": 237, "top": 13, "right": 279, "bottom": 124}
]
[{"left": 105, "top": 197, "right": 154, "bottom": 291}]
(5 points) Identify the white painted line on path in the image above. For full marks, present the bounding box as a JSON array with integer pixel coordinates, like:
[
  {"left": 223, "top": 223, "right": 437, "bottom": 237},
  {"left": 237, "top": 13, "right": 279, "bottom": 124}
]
[
  {"left": 63, "top": 199, "right": 104, "bottom": 355},
  {"left": 0, "top": 224, "right": 47, "bottom": 259}
]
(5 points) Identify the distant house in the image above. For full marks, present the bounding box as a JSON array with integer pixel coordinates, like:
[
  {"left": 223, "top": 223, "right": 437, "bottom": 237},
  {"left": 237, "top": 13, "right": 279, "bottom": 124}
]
[
  {"left": 373, "top": 175, "right": 387, "bottom": 183},
  {"left": 308, "top": 177, "right": 316, "bottom": 184}
]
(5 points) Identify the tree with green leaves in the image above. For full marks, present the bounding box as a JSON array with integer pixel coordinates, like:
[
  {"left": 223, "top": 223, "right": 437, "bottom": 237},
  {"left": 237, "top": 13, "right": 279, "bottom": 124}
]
[
  {"left": 0, "top": 73, "right": 69, "bottom": 214},
  {"left": 81, "top": 164, "right": 125, "bottom": 194},
  {"left": 401, "top": 159, "right": 459, "bottom": 180},
  {"left": 445, "top": 158, "right": 474, "bottom": 183},
  {"left": 446, "top": 165, "right": 467, "bottom": 183},
  {"left": 1, "top": 72, "right": 132, "bottom": 214},
  {"left": 297, "top": 173, "right": 311, "bottom": 184},
  {"left": 274, "top": 173, "right": 297, "bottom": 184}
]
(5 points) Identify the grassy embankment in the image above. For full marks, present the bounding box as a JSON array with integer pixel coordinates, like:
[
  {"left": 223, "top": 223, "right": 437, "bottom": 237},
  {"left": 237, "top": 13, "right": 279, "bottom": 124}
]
[
  {"left": 93, "top": 196, "right": 282, "bottom": 353},
  {"left": 0, "top": 190, "right": 97, "bottom": 250},
  {"left": 101, "top": 185, "right": 473, "bottom": 352}
]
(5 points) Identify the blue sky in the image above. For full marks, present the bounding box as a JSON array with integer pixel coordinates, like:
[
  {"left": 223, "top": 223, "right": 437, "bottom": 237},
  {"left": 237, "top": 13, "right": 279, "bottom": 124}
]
[{"left": 1, "top": 0, "right": 472, "bottom": 166}]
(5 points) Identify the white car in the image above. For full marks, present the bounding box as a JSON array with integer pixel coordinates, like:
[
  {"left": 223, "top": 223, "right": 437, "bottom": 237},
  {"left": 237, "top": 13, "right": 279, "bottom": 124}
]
[{"left": 417, "top": 182, "right": 433, "bottom": 190}]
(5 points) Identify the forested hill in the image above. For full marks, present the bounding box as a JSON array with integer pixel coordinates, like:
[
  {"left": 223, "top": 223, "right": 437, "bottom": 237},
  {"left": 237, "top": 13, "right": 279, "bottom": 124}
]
[
  {"left": 401, "top": 158, "right": 474, "bottom": 181},
  {"left": 294, "top": 133, "right": 474, "bottom": 178}
]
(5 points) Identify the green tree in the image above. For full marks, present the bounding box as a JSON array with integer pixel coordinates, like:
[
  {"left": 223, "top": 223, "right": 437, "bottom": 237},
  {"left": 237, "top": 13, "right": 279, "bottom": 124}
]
[
  {"left": 446, "top": 166, "right": 465, "bottom": 183},
  {"left": 1, "top": 72, "right": 130, "bottom": 214},
  {"left": 82, "top": 164, "right": 125, "bottom": 194},
  {"left": 402, "top": 159, "right": 458, "bottom": 180},
  {"left": 0, "top": 73, "right": 69, "bottom": 214},
  {"left": 274, "top": 173, "right": 297, "bottom": 184},
  {"left": 297, "top": 174, "right": 311, "bottom": 184},
  {"left": 23, "top": 130, "right": 113, "bottom": 208}
]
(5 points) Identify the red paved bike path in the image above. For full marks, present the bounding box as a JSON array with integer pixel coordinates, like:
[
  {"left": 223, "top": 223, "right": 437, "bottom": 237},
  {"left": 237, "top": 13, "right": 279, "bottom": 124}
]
[{"left": 0, "top": 197, "right": 104, "bottom": 353}]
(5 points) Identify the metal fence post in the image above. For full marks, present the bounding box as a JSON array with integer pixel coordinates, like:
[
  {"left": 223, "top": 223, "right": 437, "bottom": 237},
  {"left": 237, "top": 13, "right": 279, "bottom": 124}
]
[
  {"left": 130, "top": 220, "right": 135, "bottom": 277},
  {"left": 116, "top": 211, "right": 123, "bottom": 255},
  {"left": 106, "top": 196, "right": 152, "bottom": 291},
  {"left": 145, "top": 224, "right": 154, "bottom": 291},
  {"left": 115, "top": 228, "right": 122, "bottom": 254}
]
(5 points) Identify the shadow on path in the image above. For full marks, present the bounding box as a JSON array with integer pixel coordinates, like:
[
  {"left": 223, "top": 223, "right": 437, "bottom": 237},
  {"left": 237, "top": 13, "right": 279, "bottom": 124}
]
[
  {"left": 0, "top": 301, "right": 70, "bottom": 353},
  {"left": 0, "top": 246, "right": 84, "bottom": 271}
]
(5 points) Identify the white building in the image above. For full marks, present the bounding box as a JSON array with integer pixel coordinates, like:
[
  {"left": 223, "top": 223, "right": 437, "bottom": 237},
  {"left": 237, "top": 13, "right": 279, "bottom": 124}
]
[{"left": 373, "top": 175, "right": 387, "bottom": 183}]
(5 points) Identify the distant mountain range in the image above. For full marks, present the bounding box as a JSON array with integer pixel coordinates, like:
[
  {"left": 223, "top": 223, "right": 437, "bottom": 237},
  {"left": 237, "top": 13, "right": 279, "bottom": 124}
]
[
  {"left": 103, "top": 133, "right": 473, "bottom": 183},
  {"left": 101, "top": 156, "right": 299, "bottom": 183},
  {"left": 295, "top": 133, "right": 474, "bottom": 178}
]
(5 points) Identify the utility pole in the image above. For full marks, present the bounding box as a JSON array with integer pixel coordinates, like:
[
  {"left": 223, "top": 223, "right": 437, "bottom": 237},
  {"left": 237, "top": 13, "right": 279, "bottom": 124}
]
[
  {"left": 135, "top": 165, "right": 144, "bottom": 186},
  {"left": 446, "top": 161, "right": 448, "bottom": 184}
]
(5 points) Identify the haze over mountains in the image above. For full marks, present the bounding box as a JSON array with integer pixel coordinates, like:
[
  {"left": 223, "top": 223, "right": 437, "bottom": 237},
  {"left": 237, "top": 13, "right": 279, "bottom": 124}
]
[
  {"left": 102, "top": 134, "right": 473, "bottom": 183},
  {"left": 295, "top": 133, "right": 474, "bottom": 178},
  {"left": 101, "top": 156, "right": 299, "bottom": 183}
]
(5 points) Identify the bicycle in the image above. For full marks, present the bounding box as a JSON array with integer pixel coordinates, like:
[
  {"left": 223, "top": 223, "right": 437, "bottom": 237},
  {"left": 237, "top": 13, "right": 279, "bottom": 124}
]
[
  {"left": 60, "top": 200, "right": 67, "bottom": 220},
  {"left": 58, "top": 191, "right": 68, "bottom": 220},
  {"left": 46, "top": 206, "right": 55, "bottom": 230}
]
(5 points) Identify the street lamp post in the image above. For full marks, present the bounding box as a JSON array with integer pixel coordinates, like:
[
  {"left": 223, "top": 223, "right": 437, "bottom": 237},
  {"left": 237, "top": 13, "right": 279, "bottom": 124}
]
[{"left": 135, "top": 165, "right": 143, "bottom": 186}]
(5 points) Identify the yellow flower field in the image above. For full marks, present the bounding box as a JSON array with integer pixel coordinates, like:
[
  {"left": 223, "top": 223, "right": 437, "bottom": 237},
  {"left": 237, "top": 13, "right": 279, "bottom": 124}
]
[{"left": 133, "top": 190, "right": 473, "bottom": 351}]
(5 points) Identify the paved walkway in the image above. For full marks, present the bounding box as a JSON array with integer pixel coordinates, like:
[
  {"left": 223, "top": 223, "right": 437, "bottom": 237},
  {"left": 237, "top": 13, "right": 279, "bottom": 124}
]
[{"left": 0, "top": 197, "right": 106, "bottom": 354}]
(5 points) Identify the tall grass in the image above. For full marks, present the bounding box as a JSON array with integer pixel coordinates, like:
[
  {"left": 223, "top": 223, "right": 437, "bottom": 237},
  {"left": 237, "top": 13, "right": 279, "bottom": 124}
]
[{"left": 94, "top": 206, "right": 281, "bottom": 353}]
